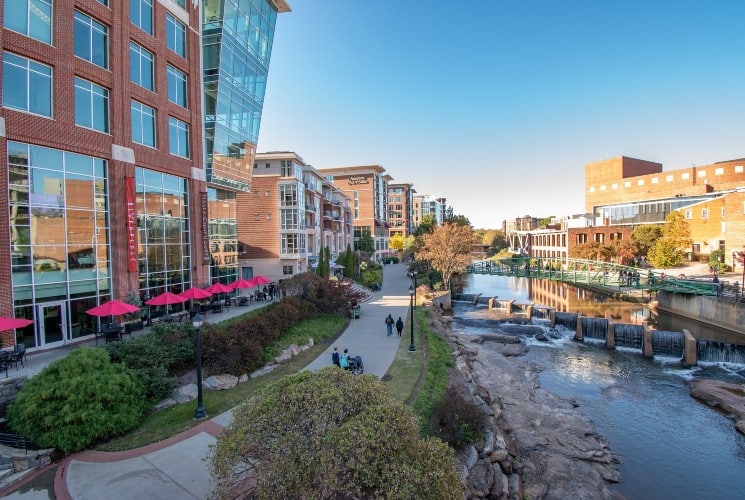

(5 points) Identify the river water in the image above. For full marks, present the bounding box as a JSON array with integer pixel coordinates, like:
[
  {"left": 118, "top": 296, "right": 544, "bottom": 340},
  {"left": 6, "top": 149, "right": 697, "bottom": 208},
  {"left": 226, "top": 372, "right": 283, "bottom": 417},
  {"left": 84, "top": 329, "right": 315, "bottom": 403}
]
[{"left": 458, "top": 274, "right": 745, "bottom": 499}]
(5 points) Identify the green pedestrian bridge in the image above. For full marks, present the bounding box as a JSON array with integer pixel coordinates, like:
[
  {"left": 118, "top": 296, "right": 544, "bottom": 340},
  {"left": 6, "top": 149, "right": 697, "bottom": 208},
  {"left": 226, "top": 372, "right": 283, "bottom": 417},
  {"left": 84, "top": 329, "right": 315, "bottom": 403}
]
[{"left": 467, "top": 257, "right": 728, "bottom": 297}]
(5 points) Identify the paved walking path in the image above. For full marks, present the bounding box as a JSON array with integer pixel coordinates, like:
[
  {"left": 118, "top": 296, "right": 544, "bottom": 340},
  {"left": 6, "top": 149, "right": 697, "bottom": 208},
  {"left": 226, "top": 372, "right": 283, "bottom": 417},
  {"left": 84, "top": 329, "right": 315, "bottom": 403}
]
[{"left": 2, "top": 263, "right": 414, "bottom": 499}]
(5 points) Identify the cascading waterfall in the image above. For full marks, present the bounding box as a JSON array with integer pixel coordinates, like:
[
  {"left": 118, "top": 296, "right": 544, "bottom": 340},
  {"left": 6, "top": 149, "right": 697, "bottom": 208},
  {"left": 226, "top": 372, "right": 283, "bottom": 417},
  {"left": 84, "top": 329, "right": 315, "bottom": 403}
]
[
  {"left": 651, "top": 331, "right": 685, "bottom": 357},
  {"left": 696, "top": 340, "right": 745, "bottom": 364},
  {"left": 614, "top": 324, "right": 644, "bottom": 349},
  {"left": 554, "top": 312, "right": 577, "bottom": 330},
  {"left": 582, "top": 317, "right": 607, "bottom": 340}
]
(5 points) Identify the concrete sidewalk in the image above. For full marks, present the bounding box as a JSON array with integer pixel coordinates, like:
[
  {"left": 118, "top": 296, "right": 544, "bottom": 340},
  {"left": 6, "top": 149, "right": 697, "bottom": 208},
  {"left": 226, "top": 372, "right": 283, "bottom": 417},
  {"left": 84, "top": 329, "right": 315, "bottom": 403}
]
[{"left": 3, "top": 263, "right": 414, "bottom": 499}]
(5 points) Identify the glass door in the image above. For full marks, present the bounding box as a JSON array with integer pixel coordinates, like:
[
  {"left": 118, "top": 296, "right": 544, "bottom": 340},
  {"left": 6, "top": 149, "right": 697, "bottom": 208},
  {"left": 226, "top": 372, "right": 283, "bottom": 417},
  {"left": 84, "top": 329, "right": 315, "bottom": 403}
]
[{"left": 37, "top": 302, "right": 68, "bottom": 348}]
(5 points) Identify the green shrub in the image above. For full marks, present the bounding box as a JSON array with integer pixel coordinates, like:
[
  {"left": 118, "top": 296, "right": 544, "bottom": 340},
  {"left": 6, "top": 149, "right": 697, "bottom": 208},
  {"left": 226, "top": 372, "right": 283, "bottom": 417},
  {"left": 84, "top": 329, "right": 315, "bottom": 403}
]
[
  {"left": 105, "top": 324, "right": 193, "bottom": 401},
  {"left": 7, "top": 347, "right": 147, "bottom": 453},
  {"left": 430, "top": 385, "right": 488, "bottom": 449},
  {"left": 210, "top": 368, "right": 463, "bottom": 499}
]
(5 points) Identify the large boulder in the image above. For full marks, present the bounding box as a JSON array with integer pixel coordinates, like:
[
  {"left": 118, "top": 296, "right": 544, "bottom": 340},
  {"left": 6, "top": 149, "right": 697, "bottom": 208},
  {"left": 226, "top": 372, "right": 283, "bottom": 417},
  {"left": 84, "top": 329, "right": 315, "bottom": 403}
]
[{"left": 690, "top": 379, "right": 745, "bottom": 434}]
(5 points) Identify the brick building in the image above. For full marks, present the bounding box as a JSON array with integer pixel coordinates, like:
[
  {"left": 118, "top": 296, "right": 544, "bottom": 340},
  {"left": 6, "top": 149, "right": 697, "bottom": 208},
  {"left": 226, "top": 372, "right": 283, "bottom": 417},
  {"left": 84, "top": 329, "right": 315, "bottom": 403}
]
[
  {"left": 236, "top": 152, "right": 351, "bottom": 281},
  {"left": 317, "top": 165, "right": 390, "bottom": 259},
  {"left": 0, "top": 0, "right": 288, "bottom": 350},
  {"left": 387, "top": 181, "right": 414, "bottom": 239}
]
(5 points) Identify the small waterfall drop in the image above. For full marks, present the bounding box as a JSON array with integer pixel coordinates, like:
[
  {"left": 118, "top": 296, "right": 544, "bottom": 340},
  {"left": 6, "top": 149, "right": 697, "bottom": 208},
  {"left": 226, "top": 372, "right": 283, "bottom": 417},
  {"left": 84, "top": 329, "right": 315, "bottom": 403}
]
[
  {"left": 582, "top": 317, "right": 607, "bottom": 340},
  {"left": 614, "top": 324, "right": 644, "bottom": 349},
  {"left": 696, "top": 340, "right": 745, "bottom": 364},
  {"left": 651, "top": 330, "right": 685, "bottom": 357}
]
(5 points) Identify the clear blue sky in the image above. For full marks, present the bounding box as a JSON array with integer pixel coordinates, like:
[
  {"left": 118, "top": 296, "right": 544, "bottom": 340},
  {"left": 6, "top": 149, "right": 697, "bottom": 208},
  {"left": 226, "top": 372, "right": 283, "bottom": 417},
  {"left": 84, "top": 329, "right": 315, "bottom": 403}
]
[{"left": 257, "top": 0, "right": 745, "bottom": 229}]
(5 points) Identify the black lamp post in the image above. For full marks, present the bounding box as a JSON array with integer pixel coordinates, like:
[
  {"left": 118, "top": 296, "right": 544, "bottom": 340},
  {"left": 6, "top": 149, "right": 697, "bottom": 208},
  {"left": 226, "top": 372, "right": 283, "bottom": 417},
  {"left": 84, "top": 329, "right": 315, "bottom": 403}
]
[
  {"left": 407, "top": 284, "right": 416, "bottom": 352},
  {"left": 407, "top": 269, "right": 418, "bottom": 307},
  {"left": 192, "top": 313, "right": 206, "bottom": 420}
]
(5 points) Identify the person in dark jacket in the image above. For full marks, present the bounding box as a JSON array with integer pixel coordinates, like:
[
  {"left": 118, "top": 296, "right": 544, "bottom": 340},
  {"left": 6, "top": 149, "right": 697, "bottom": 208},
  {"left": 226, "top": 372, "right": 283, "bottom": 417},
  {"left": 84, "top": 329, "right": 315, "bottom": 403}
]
[
  {"left": 331, "top": 347, "right": 340, "bottom": 367},
  {"left": 395, "top": 317, "right": 404, "bottom": 337}
]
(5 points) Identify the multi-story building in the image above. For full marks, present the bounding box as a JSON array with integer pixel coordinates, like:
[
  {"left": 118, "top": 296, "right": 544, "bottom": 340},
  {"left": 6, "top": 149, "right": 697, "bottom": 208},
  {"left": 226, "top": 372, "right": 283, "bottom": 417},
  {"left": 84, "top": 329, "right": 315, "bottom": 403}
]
[
  {"left": 237, "top": 152, "right": 351, "bottom": 281},
  {"left": 585, "top": 156, "right": 745, "bottom": 266},
  {"left": 0, "top": 0, "right": 288, "bottom": 350},
  {"left": 412, "top": 194, "right": 443, "bottom": 229},
  {"left": 317, "top": 165, "right": 390, "bottom": 258},
  {"left": 202, "top": 0, "right": 290, "bottom": 285},
  {"left": 387, "top": 182, "right": 414, "bottom": 238}
]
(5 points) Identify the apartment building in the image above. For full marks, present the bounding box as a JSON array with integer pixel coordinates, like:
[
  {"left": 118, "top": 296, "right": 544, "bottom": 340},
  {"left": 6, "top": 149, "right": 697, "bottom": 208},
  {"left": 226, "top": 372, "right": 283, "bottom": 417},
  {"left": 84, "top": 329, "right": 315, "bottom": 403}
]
[
  {"left": 237, "top": 152, "right": 352, "bottom": 281},
  {"left": 317, "top": 165, "right": 390, "bottom": 258},
  {"left": 387, "top": 181, "right": 414, "bottom": 238},
  {"left": 412, "top": 194, "right": 443, "bottom": 229},
  {"left": 0, "top": 0, "right": 288, "bottom": 350}
]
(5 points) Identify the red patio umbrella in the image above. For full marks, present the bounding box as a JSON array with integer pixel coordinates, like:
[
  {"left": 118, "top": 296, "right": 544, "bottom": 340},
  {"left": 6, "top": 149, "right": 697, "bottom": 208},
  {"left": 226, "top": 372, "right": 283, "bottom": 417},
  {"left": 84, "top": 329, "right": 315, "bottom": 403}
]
[
  {"left": 87, "top": 300, "right": 140, "bottom": 317},
  {"left": 228, "top": 278, "right": 254, "bottom": 290},
  {"left": 179, "top": 287, "right": 213, "bottom": 310},
  {"left": 178, "top": 287, "right": 213, "bottom": 300},
  {"left": 0, "top": 316, "right": 34, "bottom": 332},
  {"left": 204, "top": 282, "right": 233, "bottom": 294},
  {"left": 251, "top": 276, "right": 272, "bottom": 285}
]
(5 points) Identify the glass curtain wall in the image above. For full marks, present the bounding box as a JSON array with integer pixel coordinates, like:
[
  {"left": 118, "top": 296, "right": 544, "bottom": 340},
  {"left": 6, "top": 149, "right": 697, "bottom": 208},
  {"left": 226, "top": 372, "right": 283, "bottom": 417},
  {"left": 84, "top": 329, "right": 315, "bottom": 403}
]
[
  {"left": 7, "top": 141, "right": 109, "bottom": 347},
  {"left": 207, "top": 187, "right": 238, "bottom": 284},
  {"left": 135, "top": 168, "right": 191, "bottom": 317}
]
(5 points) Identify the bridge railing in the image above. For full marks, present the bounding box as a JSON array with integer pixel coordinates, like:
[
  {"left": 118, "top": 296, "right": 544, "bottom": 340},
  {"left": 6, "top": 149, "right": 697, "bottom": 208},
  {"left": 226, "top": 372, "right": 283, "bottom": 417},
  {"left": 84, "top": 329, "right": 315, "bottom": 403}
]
[{"left": 468, "top": 257, "right": 723, "bottom": 297}]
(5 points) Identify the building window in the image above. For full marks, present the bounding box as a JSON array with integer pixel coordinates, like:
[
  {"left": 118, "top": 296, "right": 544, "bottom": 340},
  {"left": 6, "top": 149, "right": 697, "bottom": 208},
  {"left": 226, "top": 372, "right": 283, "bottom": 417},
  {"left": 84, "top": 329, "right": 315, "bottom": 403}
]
[
  {"left": 130, "top": 0, "right": 153, "bottom": 35},
  {"left": 684, "top": 209, "right": 692, "bottom": 220},
  {"left": 130, "top": 42, "right": 154, "bottom": 90},
  {"left": 282, "top": 265, "right": 293, "bottom": 275},
  {"left": 714, "top": 167, "right": 724, "bottom": 175},
  {"left": 167, "top": 65, "right": 187, "bottom": 107},
  {"left": 701, "top": 209, "right": 708, "bottom": 219},
  {"left": 74, "top": 11, "right": 108, "bottom": 69},
  {"left": 166, "top": 13, "right": 186, "bottom": 58},
  {"left": 611, "top": 183, "right": 618, "bottom": 189},
  {"left": 651, "top": 177, "right": 658, "bottom": 184},
  {"left": 666, "top": 175, "right": 673, "bottom": 182},
  {"left": 2, "top": 52, "right": 52, "bottom": 117},
  {"left": 4, "top": 0, "right": 52, "bottom": 44},
  {"left": 637, "top": 179, "right": 645, "bottom": 186},
  {"left": 131, "top": 100, "right": 156, "bottom": 147},
  {"left": 697, "top": 170, "right": 707, "bottom": 178},
  {"left": 279, "top": 184, "right": 298, "bottom": 207},
  {"left": 74, "top": 77, "right": 109, "bottom": 133},
  {"left": 173, "top": 0, "right": 186, "bottom": 8},
  {"left": 682, "top": 172, "right": 690, "bottom": 180},
  {"left": 280, "top": 209, "right": 299, "bottom": 230},
  {"left": 97, "top": 0, "right": 108, "bottom": 5},
  {"left": 624, "top": 181, "right": 631, "bottom": 187},
  {"left": 736, "top": 165, "right": 744, "bottom": 173},
  {"left": 168, "top": 117, "right": 189, "bottom": 158},
  {"left": 600, "top": 185, "right": 606, "bottom": 191},
  {"left": 588, "top": 186, "right": 595, "bottom": 193}
]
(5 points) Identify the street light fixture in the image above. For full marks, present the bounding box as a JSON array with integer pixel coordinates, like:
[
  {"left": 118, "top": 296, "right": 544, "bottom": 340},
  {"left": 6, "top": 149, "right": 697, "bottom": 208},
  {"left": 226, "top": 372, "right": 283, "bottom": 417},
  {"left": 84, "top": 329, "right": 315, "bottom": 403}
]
[
  {"left": 407, "top": 269, "right": 418, "bottom": 307},
  {"left": 192, "top": 313, "right": 207, "bottom": 420},
  {"left": 408, "top": 284, "right": 416, "bottom": 352}
]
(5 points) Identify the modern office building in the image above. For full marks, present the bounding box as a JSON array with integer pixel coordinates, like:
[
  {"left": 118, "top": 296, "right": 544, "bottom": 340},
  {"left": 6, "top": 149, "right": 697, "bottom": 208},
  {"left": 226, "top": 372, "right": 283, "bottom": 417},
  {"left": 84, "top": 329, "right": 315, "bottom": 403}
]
[
  {"left": 202, "top": 0, "right": 290, "bottom": 285},
  {"left": 236, "top": 151, "right": 352, "bottom": 281},
  {"left": 0, "top": 0, "right": 289, "bottom": 350},
  {"left": 387, "top": 181, "right": 414, "bottom": 238},
  {"left": 317, "top": 165, "right": 390, "bottom": 258}
]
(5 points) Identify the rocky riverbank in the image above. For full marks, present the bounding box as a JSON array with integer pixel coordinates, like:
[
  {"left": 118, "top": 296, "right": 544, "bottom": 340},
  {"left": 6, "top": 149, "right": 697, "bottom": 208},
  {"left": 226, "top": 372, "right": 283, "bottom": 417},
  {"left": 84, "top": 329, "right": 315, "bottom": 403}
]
[{"left": 427, "top": 309, "right": 623, "bottom": 499}]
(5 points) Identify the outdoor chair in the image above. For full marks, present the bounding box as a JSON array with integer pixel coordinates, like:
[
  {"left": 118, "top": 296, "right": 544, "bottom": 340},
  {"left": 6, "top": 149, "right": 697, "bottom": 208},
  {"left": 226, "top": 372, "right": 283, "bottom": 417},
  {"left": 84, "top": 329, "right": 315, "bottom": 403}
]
[{"left": 12, "top": 342, "right": 26, "bottom": 368}]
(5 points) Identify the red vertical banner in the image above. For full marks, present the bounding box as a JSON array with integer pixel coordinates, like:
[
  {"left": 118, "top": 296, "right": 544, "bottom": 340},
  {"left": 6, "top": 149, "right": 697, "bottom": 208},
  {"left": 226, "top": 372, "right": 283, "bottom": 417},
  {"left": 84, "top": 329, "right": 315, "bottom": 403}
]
[
  {"left": 125, "top": 176, "right": 138, "bottom": 272},
  {"left": 201, "top": 191, "right": 210, "bottom": 264}
]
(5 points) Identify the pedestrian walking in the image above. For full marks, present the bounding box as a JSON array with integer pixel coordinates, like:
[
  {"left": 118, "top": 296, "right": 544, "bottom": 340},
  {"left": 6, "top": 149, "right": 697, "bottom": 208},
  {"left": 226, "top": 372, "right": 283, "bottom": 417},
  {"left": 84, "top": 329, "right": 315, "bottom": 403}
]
[
  {"left": 395, "top": 317, "right": 404, "bottom": 337},
  {"left": 331, "top": 347, "right": 340, "bottom": 367},
  {"left": 385, "top": 314, "right": 394, "bottom": 336}
]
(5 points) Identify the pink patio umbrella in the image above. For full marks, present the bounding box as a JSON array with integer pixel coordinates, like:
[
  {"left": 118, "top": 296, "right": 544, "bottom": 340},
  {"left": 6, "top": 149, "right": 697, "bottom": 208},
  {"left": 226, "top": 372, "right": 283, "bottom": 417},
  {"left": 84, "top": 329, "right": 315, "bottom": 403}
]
[
  {"left": 146, "top": 291, "right": 188, "bottom": 317},
  {"left": 178, "top": 287, "right": 213, "bottom": 310},
  {"left": 228, "top": 278, "right": 254, "bottom": 298},
  {"left": 87, "top": 299, "right": 141, "bottom": 327},
  {"left": 250, "top": 275, "right": 273, "bottom": 300},
  {"left": 204, "top": 282, "right": 234, "bottom": 304},
  {"left": 0, "top": 316, "right": 34, "bottom": 332},
  {"left": 203, "top": 283, "right": 233, "bottom": 294}
]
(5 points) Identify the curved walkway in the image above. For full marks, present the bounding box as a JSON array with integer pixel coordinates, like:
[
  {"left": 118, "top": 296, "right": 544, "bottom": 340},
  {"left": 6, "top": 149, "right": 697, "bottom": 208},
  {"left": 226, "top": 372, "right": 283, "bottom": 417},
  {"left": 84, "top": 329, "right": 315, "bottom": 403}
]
[{"left": 2, "top": 263, "right": 414, "bottom": 499}]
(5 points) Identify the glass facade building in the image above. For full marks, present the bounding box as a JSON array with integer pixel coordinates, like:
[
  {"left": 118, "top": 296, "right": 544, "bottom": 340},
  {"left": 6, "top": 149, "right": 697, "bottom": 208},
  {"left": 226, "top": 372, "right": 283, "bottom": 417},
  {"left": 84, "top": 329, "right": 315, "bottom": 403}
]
[{"left": 202, "top": 0, "right": 288, "bottom": 284}]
